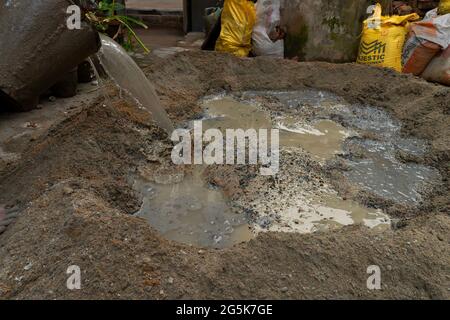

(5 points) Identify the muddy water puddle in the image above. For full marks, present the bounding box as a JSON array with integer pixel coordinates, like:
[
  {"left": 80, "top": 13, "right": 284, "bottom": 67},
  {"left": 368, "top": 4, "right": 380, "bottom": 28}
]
[
  {"left": 202, "top": 96, "right": 349, "bottom": 160},
  {"left": 134, "top": 168, "right": 253, "bottom": 249},
  {"left": 277, "top": 118, "right": 348, "bottom": 160},
  {"left": 198, "top": 95, "right": 388, "bottom": 235},
  {"left": 343, "top": 139, "right": 439, "bottom": 203},
  {"left": 135, "top": 90, "right": 440, "bottom": 247},
  {"left": 233, "top": 91, "right": 440, "bottom": 204},
  {"left": 338, "top": 105, "right": 441, "bottom": 204}
]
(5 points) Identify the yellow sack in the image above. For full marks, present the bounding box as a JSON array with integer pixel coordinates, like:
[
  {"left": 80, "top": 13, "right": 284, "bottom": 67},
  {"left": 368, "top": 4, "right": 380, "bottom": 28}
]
[
  {"left": 215, "top": 0, "right": 256, "bottom": 57},
  {"left": 357, "top": 3, "right": 420, "bottom": 72},
  {"left": 439, "top": 0, "right": 450, "bottom": 15}
]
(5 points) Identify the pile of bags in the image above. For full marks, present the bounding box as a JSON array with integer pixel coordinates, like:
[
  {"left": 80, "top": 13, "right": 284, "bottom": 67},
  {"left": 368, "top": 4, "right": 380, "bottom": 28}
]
[
  {"left": 252, "top": 0, "right": 284, "bottom": 58},
  {"left": 215, "top": 0, "right": 257, "bottom": 57},
  {"left": 357, "top": 1, "right": 450, "bottom": 86},
  {"left": 439, "top": 0, "right": 450, "bottom": 15},
  {"left": 403, "top": 4, "right": 450, "bottom": 85},
  {"left": 213, "top": 0, "right": 449, "bottom": 86},
  {"left": 356, "top": 3, "right": 420, "bottom": 72},
  {"left": 214, "top": 0, "right": 284, "bottom": 58}
]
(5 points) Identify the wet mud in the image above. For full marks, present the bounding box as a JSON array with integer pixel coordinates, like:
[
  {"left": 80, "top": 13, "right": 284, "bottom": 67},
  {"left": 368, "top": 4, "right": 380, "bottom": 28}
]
[{"left": 0, "top": 51, "right": 448, "bottom": 299}]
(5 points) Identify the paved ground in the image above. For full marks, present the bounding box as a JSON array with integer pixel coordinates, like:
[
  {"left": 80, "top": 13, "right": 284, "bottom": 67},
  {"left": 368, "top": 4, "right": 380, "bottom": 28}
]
[
  {"left": 132, "top": 27, "right": 204, "bottom": 58},
  {"left": 0, "top": 84, "right": 99, "bottom": 163},
  {"left": 125, "top": 0, "right": 183, "bottom": 11},
  {"left": 135, "top": 27, "right": 185, "bottom": 49}
]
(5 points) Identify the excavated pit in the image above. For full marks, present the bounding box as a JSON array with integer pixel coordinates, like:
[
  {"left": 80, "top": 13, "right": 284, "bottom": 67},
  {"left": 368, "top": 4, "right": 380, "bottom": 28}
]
[
  {"left": 133, "top": 89, "right": 440, "bottom": 248},
  {"left": 0, "top": 51, "right": 448, "bottom": 299}
]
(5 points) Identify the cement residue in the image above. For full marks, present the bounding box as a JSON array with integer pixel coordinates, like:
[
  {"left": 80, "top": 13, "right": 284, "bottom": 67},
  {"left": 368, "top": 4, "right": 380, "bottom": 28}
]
[
  {"left": 198, "top": 91, "right": 440, "bottom": 235},
  {"left": 133, "top": 93, "right": 388, "bottom": 247},
  {"left": 343, "top": 138, "right": 440, "bottom": 204},
  {"left": 201, "top": 94, "right": 389, "bottom": 235},
  {"left": 236, "top": 90, "right": 441, "bottom": 205},
  {"left": 233, "top": 149, "right": 391, "bottom": 234},
  {"left": 336, "top": 104, "right": 441, "bottom": 204},
  {"left": 132, "top": 90, "right": 440, "bottom": 247}
]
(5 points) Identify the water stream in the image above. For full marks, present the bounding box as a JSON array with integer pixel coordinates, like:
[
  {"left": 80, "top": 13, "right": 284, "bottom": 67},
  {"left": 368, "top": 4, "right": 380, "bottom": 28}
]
[{"left": 97, "top": 34, "right": 174, "bottom": 134}]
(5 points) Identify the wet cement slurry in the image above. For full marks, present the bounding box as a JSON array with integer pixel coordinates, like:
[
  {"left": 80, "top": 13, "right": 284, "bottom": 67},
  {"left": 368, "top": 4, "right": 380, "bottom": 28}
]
[{"left": 132, "top": 90, "right": 441, "bottom": 247}]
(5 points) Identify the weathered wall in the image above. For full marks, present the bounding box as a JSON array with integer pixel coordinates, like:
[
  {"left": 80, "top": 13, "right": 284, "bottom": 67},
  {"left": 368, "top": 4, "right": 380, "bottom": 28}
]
[
  {"left": 280, "top": 0, "right": 440, "bottom": 62},
  {"left": 280, "top": 0, "right": 373, "bottom": 62}
]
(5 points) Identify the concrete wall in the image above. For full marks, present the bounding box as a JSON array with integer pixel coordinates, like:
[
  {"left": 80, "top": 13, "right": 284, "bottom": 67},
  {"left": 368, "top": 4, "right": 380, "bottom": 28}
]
[
  {"left": 184, "top": 0, "right": 221, "bottom": 32},
  {"left": 281, "top": 0, "right": 373, "bottom": 62},
  {"left": 280, "top": 0, "right": 440, "bottom": 62}
]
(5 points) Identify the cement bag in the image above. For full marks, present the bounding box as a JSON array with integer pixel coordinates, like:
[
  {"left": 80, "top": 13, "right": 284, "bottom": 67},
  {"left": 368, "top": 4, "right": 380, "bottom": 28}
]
[
  {"left": 357, "top": 4, "right": 420, "bottom": 72},
  {"left": 421, "top": 46, "right": 450, "bottom": 86},
  {"left": 402, "top": 32, "right": 441, "bottom": 75},
  {"left": 215, "top": 0, "right": 257, "bottom": 57},
  {"left": 403, "top": 11, "right": 450, "bottom": 75},
  {"left": 439, "top": 0, "right": 450, "bottom": 15},
  {"left": 252, "top": 0, "right": 284, "bottom": 58},
  {"left": 410, "top": 10, "right": 450, "bottom": 49}
]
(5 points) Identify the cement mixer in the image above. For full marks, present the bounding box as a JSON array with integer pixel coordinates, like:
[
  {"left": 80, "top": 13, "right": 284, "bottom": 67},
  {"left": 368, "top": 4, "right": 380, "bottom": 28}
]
[{"left": 0, "top": 0, "right": 100, "bottom": 111}]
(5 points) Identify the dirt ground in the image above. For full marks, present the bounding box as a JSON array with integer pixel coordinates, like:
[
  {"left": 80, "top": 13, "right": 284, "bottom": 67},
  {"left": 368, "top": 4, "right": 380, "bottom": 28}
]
[{"left": 0, "top": 51, "right": 449, "bottom": 299}]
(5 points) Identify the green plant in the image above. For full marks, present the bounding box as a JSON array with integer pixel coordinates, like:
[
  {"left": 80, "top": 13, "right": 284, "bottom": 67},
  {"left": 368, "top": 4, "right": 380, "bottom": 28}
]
[{"left": 85, "top": 0, "right": 150, "bottom": 53}]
